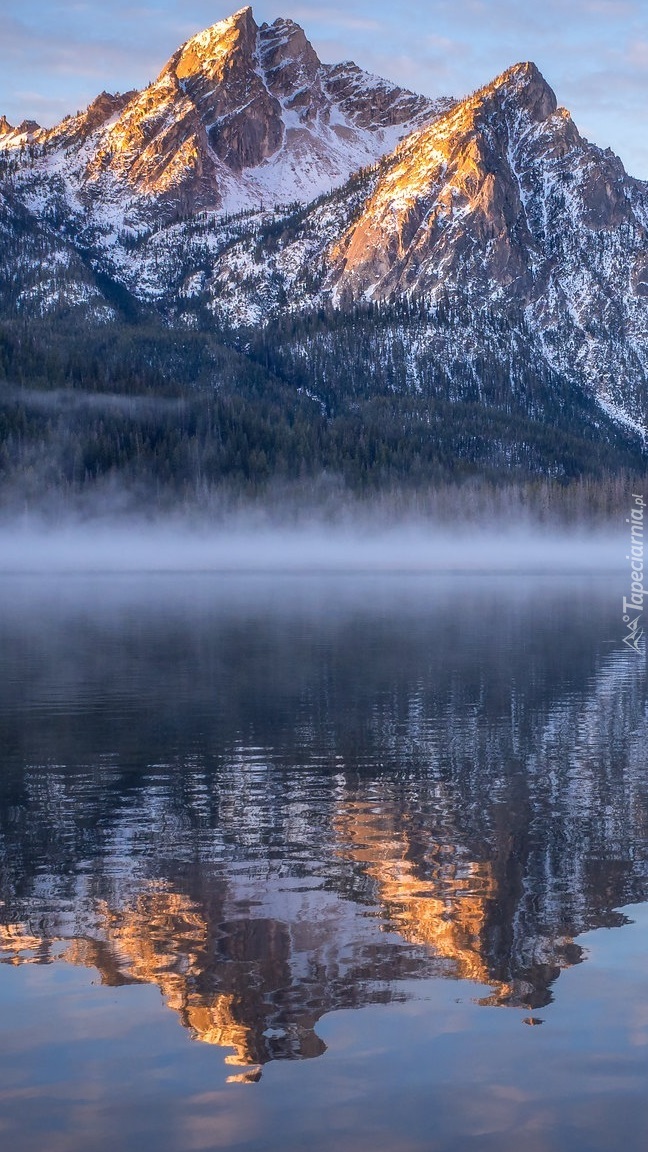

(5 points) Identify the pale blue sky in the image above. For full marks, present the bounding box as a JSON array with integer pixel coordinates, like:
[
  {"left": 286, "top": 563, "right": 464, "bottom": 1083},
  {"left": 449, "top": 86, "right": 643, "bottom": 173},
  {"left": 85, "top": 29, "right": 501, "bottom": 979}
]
[{"left": 2, "top": 0, "right": 647, "bottom": 177}]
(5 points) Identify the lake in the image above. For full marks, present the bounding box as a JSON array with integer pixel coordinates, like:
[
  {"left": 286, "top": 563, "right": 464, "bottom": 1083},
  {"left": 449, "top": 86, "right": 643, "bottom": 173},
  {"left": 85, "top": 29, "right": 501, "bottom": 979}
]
[{"left": 0, "top": 572, "right": 646, "bottom": 1151}]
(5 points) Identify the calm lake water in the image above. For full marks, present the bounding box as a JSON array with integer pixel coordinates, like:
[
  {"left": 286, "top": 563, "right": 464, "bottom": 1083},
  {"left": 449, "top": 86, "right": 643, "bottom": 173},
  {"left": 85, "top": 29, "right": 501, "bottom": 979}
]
[{"left": 0, "top": 572, "right": 647, "bottom": 1151}]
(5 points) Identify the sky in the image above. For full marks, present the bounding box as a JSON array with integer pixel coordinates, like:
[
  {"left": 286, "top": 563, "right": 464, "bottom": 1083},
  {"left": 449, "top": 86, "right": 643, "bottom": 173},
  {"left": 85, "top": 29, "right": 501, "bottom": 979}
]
[{"left": 1, "top": 0, "right": 647, "bottom": 178}]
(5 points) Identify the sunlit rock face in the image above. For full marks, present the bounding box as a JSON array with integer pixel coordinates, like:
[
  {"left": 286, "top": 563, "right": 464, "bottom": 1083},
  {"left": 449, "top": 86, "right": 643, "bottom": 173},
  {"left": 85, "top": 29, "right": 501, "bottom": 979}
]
[
  {"left": 46, "top": 92, "right": 137, "bottom": 151},
  {"left": 0, "top": 116, "right": 41, "bottom": 147},
  {"left": 329, "top": 63, "right": 560, "bottom": 298}
]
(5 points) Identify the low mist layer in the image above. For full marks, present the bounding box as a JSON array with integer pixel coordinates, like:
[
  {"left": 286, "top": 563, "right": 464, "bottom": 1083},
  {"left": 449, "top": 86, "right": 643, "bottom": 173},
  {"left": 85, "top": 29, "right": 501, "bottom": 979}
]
[{"left": 0, "top": 517, "right": 623, "bottom": 574}]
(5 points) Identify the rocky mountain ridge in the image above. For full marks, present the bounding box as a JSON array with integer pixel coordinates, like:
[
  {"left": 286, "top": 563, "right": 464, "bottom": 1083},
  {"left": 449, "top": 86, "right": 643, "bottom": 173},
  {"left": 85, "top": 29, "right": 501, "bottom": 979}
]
[
  {"left": 0, "top": 6, "right": 647, "bottom": 452},
  {"left": 0, "top": 7, "right": 444, "bottom": 222}
]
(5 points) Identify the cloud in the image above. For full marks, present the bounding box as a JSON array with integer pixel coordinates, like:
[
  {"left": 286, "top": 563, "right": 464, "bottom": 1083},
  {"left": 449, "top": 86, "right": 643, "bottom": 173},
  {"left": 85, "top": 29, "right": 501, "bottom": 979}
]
[
  {"left": 289, "top": 5, "right": 383, "bottom": 31},
  {"left": 0, "top": 9, "right": 174, "bottom": 122},
  {"left": 1, "top": 14, "right": 163, "bottom": 79},
  {"left": 626, "top": 38, "right": 648, "bottom": 67}
]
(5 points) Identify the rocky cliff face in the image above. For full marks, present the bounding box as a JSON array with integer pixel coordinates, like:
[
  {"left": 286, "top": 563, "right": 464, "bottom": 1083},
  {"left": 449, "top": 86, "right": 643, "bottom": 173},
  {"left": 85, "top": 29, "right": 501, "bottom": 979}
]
[{"left": 328, "top": 63, "right": 559, "bottom": 299}]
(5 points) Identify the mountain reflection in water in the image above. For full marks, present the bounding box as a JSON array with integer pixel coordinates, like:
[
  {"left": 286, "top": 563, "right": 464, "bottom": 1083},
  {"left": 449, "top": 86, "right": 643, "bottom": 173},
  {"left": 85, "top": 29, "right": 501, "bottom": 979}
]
[{"left": 0, "top": 573, "right": 646, "bottom": 1083}]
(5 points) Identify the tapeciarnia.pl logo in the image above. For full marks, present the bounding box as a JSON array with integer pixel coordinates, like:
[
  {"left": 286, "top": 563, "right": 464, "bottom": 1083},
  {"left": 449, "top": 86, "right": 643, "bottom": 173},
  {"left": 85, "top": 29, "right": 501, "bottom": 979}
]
[{"left": 622, "top": 493, "right": 646, "bottom": 653}]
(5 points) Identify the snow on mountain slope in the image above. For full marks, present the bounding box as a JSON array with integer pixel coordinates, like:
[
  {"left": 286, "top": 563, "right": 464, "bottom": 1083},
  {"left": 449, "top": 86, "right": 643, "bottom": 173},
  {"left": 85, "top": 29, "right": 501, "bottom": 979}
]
[
  {"left": 0, "top": 170, "right": 117, "bottom": 321},
  {"left": 0, "top": 116, "right": 43, "bottom": 149}
]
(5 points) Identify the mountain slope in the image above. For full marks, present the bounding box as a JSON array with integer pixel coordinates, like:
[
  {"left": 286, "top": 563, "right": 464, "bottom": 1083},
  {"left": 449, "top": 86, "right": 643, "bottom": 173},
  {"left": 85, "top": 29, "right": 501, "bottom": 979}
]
[
  {"left": 327, "top": 62, "right": 648, "bottom": 430},
  {"left": 0, "top": 7, "right": 646, "bottom": 493},
  {"left": 166, "top": 60, "right": 647, "bottom": 431}
]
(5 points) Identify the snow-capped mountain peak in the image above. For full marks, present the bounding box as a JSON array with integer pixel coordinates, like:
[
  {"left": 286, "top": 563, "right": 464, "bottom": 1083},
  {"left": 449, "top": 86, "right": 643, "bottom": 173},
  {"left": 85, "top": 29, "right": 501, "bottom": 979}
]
[{"left": 0, "top": 6, "right": 444, "bottom": 224}]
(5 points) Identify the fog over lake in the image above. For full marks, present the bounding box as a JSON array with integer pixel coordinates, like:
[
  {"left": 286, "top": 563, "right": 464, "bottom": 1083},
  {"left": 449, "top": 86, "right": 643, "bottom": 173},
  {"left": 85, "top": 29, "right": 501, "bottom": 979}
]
[{"left": 0, "top": 515, "right": 625, "bottom": 574}]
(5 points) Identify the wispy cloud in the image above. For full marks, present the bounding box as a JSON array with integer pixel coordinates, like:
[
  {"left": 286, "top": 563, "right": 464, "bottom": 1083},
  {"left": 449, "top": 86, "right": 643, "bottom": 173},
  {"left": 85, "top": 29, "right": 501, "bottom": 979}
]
[
  {"left": 626, "top": 38, "right": 648, "bottom": 67},
  {"left": 289, "top": 6, "right": 383, "bottom": 31}
]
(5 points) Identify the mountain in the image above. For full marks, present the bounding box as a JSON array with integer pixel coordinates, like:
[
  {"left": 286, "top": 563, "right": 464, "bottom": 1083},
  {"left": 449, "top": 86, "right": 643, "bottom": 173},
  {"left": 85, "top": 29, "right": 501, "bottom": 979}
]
[
  {"left": 0, "top": 7, "right": 443, "bottom": 226},
  {"left": 0, "top": 7, "right": 646, "bottom": 500},
  {"left": 188, "top": 60, "right": 648, "bottom": 432},
  {"left": 328, "top": 62, "right": 648, "bottom": 431}
]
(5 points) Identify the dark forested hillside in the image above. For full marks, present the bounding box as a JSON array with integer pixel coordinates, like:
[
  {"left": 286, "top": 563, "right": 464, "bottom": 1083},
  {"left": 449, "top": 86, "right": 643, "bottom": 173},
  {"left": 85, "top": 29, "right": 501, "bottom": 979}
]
[{"left": 0, "top": 302, "right": 645, "bottom": 513}]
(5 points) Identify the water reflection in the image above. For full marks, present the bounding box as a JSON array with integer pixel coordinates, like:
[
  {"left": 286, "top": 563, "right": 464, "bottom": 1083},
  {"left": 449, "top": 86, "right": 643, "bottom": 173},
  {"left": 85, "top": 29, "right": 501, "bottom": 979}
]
[{"left": 0, "top": 575, "right": 646, "bottom": 1083}]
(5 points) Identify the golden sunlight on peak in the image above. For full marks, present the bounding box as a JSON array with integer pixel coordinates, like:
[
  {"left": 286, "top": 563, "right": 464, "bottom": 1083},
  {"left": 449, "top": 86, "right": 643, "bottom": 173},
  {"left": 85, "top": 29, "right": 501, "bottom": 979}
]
[{"left": 177, "top": 7, "right": 256, "bottom": 81}]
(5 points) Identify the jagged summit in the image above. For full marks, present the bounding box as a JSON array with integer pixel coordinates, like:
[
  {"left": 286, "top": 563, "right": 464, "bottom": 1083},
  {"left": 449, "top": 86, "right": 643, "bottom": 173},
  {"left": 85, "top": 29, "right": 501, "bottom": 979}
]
[
  {"left": 171, "top": 5, "right": 258, "bottom": 80},
  {"left": 327, "top": 58, "right": 572, "bottom": 303},
  {"left": 474, "top": 61, "right": 558, "bottom": 121},
  {"left": 0, "top": 116, "right": 41, "bottom": 145},
  {"left": 3, "top": 6, "right": 436, "bottom": 216},
  {"left": 0, "top": 8, "right": 443, "bottom": 216}
]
